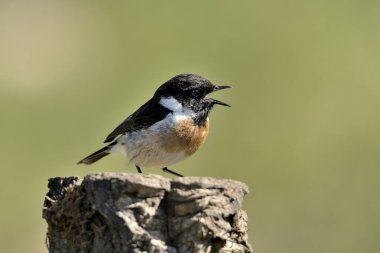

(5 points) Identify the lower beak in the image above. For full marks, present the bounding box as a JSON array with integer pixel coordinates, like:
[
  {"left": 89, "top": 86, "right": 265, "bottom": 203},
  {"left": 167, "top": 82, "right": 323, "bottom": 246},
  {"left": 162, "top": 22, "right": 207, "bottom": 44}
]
[{"left": 209, "top": 98, "right": 231, "bottom": 107}]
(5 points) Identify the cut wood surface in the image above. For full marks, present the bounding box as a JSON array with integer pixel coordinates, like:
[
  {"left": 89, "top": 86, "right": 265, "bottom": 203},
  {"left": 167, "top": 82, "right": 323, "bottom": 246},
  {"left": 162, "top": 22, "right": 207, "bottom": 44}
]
[{"left": 43, "top": 173, "right": 252, "bottom": 253}]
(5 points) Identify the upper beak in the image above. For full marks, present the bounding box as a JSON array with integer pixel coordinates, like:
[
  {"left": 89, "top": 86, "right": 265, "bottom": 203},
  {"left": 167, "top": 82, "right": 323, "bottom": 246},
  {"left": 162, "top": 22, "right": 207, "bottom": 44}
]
[{"left": 213, "top": 85, "right": 232, "bottom": 92}]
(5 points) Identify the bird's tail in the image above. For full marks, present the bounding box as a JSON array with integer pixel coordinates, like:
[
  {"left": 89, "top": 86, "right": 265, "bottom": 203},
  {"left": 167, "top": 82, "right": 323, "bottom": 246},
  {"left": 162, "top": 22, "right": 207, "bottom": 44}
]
[{"left": 78, "top": 141, "right": 116, "bottom": 165}]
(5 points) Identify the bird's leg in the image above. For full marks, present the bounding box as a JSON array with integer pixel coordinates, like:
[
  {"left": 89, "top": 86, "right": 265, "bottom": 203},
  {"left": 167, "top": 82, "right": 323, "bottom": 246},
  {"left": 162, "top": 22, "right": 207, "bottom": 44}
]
[
  {"left": 162, "top": 167, "right": 184, "bottom": 177},
  {"left": 135, "top": 165, "right": 143, "bottom": 173}
]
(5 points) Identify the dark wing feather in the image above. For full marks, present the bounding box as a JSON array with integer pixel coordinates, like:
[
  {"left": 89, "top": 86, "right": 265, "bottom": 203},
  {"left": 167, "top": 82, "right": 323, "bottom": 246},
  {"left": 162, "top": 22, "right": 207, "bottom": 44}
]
[{"left": 104, "top": 98, "right": 171, "bottom": 143}]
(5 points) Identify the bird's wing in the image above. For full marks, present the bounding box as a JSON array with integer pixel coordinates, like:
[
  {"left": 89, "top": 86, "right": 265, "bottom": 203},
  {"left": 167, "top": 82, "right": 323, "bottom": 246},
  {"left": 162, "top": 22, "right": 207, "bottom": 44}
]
[{"left": 104, "top": 98, "right": 171, "bottom": 143}]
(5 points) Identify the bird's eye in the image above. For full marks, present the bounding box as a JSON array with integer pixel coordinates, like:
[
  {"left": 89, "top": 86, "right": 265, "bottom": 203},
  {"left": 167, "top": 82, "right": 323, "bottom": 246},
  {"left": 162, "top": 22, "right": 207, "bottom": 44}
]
[
  {"left": 192, "top": 89, "right": 202, "bottom": 98},
  {"left": 178, "top": 82, "right": 189, "bottom": 89}
]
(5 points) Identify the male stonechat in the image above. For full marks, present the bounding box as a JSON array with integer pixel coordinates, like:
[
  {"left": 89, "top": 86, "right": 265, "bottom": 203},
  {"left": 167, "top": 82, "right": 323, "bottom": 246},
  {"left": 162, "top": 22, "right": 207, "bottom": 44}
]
[{"left": 78, "top": 73, "right": 231, "bottom": 176}]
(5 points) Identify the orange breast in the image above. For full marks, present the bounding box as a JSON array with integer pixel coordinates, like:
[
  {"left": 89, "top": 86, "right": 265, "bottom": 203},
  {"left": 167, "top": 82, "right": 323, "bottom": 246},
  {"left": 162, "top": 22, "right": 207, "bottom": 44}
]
[{"left": 161, "top": 118, "right": 209, "bottom": 155}]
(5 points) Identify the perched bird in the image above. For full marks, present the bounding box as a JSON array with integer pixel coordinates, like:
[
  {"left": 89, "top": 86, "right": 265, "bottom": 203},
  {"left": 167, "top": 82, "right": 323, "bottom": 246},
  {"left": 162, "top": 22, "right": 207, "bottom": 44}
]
[{"left": 78, "top": 73, "right": 231, "bottom": 176}]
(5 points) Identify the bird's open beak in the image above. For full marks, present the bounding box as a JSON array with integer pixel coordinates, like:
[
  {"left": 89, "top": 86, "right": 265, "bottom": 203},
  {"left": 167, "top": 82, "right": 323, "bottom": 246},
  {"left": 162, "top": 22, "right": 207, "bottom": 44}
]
[{"left": 208, "top": 85, "right": 232, "bottom": 107}]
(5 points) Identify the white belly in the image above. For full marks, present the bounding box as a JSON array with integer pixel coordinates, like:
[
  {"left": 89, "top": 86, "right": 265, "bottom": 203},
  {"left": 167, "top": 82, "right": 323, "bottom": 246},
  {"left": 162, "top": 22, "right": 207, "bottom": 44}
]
[{"left": 110, "top": 114, "right": 190, "bottom": 168}]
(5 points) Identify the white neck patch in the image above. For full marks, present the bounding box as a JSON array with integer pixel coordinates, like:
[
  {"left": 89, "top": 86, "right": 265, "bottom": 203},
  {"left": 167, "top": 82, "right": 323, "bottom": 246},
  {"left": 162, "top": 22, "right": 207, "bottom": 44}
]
[
  {"left": 159, "top": 96, "right": 183, "bottom": 112},
  {"left": 159, "top": 96, "right": 195, "bottom": 118}
]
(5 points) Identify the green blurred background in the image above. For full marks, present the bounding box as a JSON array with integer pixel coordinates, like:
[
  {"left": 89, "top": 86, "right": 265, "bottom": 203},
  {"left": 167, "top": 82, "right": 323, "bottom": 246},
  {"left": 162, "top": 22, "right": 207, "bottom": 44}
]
[{"left": 1, "top": 0, "right": 379, "bottom": 252}]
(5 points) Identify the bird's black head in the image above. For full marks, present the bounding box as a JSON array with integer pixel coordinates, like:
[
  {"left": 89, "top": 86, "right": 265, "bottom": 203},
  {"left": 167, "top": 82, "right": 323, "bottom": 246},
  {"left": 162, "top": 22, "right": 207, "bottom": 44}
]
[
  {"left": 154, "top": 73, "right": 231, "bottom": 126},
  {"left": 155, "top": 73, "right": 231, "bottom": 112}
]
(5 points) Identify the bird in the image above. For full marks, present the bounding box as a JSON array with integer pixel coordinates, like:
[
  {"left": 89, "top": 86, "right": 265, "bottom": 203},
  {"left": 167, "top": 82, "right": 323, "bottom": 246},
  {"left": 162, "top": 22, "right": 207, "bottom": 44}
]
[{"left": 78, "top": 73, "right": 231, "bottom": 177}]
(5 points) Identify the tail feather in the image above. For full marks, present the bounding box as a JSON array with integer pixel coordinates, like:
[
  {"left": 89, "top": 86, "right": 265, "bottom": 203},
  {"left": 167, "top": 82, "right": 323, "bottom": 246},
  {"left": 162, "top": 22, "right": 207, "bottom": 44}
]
[{"left": 78, "top": 145, "right": 112, "bottom": 165}]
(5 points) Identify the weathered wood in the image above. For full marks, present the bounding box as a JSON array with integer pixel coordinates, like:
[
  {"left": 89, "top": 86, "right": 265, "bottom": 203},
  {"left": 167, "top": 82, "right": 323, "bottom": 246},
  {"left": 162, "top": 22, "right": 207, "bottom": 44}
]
[{"left": 43, "top": 173, "right": 252, "bottom": 253}]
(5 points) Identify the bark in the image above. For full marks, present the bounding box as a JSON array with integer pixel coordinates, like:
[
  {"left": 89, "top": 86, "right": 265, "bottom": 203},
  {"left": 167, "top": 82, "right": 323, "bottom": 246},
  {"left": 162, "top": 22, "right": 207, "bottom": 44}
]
[{"left": 43, "top": 173, "right": 252, "bottom": 253}]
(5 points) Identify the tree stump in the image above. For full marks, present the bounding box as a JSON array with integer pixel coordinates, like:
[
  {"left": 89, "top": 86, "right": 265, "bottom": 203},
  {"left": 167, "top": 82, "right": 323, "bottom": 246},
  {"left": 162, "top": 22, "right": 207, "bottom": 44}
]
[{"left": 42, "top": 173, "right": 252, "bottom": 253}]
